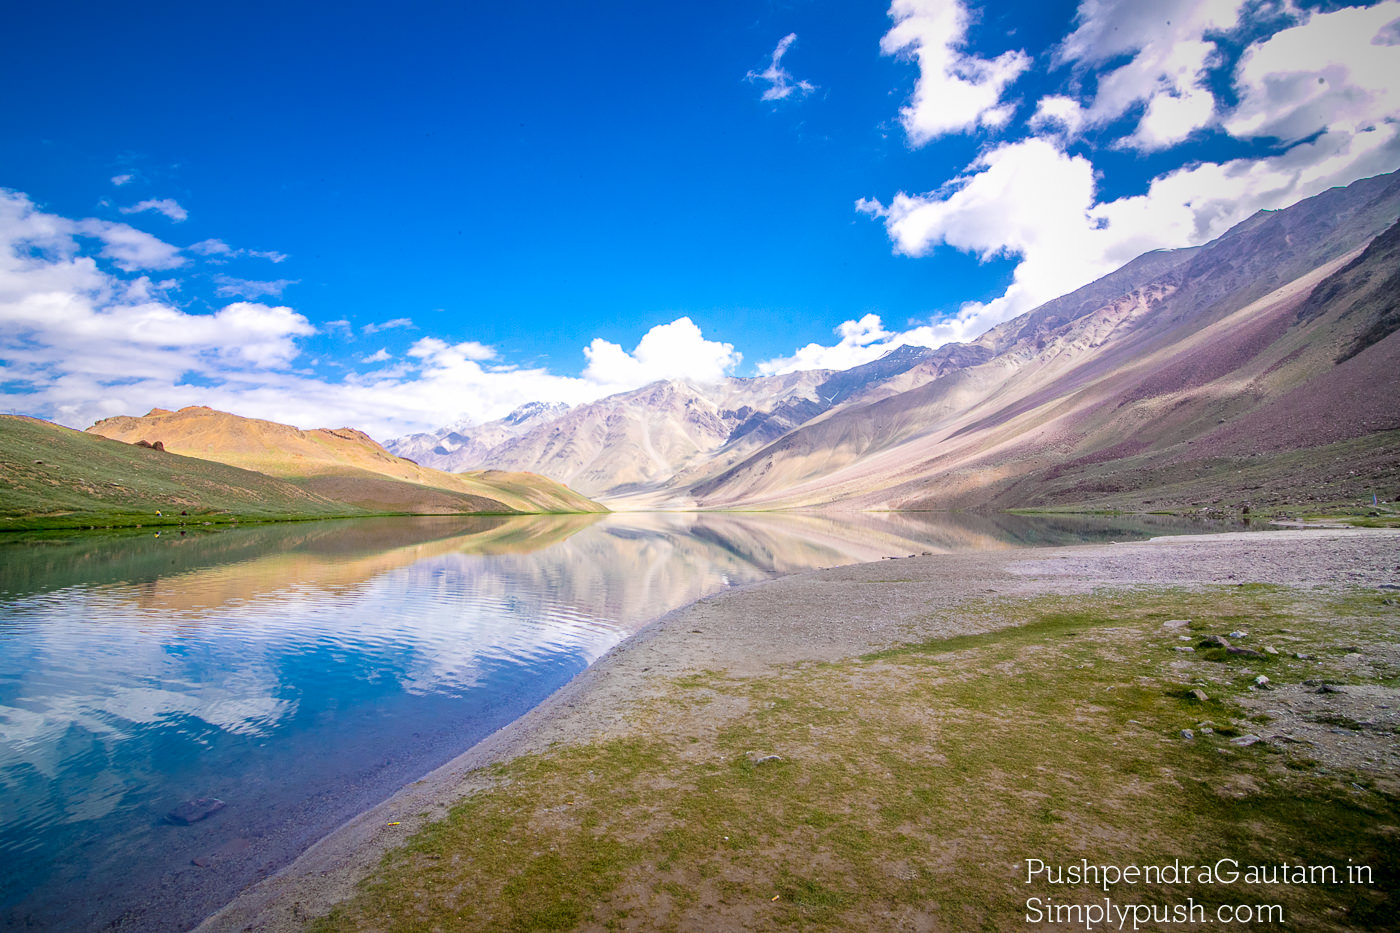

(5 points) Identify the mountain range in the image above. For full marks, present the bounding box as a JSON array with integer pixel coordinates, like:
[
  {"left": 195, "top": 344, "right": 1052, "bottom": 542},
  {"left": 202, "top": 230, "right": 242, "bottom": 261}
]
[{"left": 388, "top": 170, "right": 1400, "bottom": 514}]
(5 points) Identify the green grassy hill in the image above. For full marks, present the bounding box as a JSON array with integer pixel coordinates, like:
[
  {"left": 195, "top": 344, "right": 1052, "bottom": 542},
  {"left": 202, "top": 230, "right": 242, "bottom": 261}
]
[{"left": 0, "top": 415, "right": 370, "bottom": 530}]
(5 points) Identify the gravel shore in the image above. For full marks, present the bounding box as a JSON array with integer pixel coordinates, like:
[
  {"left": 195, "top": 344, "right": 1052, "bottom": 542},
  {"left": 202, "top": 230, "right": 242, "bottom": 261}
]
[{"left": 196, "top": 528, "right": 1400, "bottom": 933}]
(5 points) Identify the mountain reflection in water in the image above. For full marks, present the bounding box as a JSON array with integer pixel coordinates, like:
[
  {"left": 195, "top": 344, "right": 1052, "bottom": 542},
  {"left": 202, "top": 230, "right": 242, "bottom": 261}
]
[{"left": 0, "top": 510, "right": 1234, "bottom": 932}]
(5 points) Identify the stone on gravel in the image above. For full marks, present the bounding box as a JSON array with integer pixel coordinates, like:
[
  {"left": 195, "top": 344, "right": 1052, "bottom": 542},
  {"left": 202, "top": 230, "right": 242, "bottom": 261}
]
[
  {"left": 167, "top": 797, "right": 225, "bottom": 825},
  {"left": 1230, "top": 734, "right": 1263, "bottom": 747}
]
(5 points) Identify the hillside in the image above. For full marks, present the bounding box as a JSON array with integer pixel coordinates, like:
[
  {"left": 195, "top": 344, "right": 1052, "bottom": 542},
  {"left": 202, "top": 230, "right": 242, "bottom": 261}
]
[
  {"left": 690, "top": 173, "right": 1400, "bottom": 512},
  {"left": 86, "top": 407, "right": 603, "bottom": 515},
  {"left": 0, "top": 415, "right": 364, "bottom": 530},
  {"left": 395, "top": 169, "right": 1400, "bottom": 514}
]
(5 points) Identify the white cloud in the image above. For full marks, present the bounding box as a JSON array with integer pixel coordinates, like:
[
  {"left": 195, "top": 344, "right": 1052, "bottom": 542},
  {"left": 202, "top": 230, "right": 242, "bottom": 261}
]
[
  {"left": 213, "top": 275, "right": 298, "bottom": 299},
  {"left": 110, "top": 174, "right": 134, "bottom": 187},
  {"left": 361, "top": 348, "right": 392, "bottom": 364},
  {"left": 408, "top": 337, "right": 495, "bottom": 362},
  {"left": 582, "top": 317, "right": 740, "bottom": 389},
  {"left": 1029, "top": 94, "right": 1086, "bottom": 135},
  {"left": 747, "top": 33, "right": 816, "bottom": 102},
  {"left": 1057, "top": 0, "right": 1247, "bottom": 150},
  {"left": 860, "top": 138, "right": 1112, "bottom": 335},
  {"left": 120, "top": 198, "right": 189, "bottom": 222},
  {"left": 73, "top": 218, "right": 185, "bottom": 271},
  {"left": 190, "top": 238, "right": 232, "bottom": 256},
  {"left": 1227, "top": 1, "right": 1400, "bottom": 143},
  {"left": 189, "top": 239, "right": 287, "bottom": 263},
  {"left": 880, "top": 0, "right": 1031, "bottom": 144},
  {"left": 758, "top": 314, "right": 896, "bottom": 375},
  {"left": 362, "top": 317, "right": 415, "bottom": 335}
]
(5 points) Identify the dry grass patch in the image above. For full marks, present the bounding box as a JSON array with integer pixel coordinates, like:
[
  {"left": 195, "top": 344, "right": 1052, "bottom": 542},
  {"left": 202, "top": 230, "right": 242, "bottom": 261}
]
[{"left": 312, "top": 586, "right": 1398, "bottom": 932}]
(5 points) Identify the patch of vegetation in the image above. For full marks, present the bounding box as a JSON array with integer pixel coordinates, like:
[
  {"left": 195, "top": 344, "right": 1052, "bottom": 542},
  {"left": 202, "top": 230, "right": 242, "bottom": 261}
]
[{"left": 313, "top": 586, "right": 1399, "bottom": 932}]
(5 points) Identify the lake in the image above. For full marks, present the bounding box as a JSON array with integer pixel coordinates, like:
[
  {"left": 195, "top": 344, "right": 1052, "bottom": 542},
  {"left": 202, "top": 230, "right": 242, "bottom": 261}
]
[{"left": 0, "top": 510, "right": 1241, "bottom": 931}]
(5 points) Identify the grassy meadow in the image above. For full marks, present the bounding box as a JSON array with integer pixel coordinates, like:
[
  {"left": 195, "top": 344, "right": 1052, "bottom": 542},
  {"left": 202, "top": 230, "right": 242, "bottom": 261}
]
[{"left": 312, "top": 584, "right": 1398, "bottom": 932}]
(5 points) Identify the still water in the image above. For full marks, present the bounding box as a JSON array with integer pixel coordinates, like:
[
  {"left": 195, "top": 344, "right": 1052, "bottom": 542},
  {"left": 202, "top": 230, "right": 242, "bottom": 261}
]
[{"left": 0, "top": 510, "right": 1235, "bottom": 931}]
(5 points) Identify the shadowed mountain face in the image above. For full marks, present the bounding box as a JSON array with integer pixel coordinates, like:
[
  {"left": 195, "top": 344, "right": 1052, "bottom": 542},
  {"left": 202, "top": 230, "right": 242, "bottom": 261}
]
[{"left": 396, "top": 170, "right": 1400, "bottom": 512}]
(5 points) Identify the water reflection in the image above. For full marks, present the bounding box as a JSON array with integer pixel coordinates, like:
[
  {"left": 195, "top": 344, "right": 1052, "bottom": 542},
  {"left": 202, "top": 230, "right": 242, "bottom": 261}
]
[{"left": 0, "top": 509, "right": 1235, "bottom": 931}]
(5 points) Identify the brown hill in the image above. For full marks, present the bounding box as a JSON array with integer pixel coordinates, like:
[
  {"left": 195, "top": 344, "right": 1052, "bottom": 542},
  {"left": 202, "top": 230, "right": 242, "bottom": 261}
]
[
  {"left": 86, "top": 407, "right": 603, "bottom": 514},
  {"left": 0, "top": 414, "right": 362, "bottom": 530}
]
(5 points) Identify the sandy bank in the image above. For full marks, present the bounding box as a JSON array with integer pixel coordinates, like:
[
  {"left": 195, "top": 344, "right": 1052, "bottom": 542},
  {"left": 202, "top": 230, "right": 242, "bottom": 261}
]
[{"left": 196, "top": 528, "right": 1400, "bottom": 932}]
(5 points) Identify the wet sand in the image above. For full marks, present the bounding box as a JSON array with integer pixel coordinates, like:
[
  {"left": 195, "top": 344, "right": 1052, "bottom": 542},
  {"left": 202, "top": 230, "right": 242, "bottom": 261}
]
[{"left": 195, "top": 528, "right": 1400, "bottom": 932}]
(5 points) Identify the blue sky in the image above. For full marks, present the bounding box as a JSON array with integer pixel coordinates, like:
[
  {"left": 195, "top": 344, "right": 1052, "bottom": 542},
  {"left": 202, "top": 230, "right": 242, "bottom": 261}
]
[{"left": 2, "top": 0, "right": 1397, "bottom": 439}]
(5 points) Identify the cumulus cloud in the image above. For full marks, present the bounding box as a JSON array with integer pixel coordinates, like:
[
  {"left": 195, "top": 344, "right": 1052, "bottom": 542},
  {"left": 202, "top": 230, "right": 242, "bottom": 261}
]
[
  {"left": 582, "top": 317, "right": 740, "bottom": 389},
  {"left": 1227, "top": 1, "right": 1400, "bottom": 143},
  {"left": 1057, "top": 0, "right": 1247, "bottom": 150},
  {"left": 111, "top": 174, "right": 134, "bottom": 187},
  {"left": 361, "top": 348, "right": 392, "bottom": 364},
  {"left": 747, "top": 33, "right": 816, "bottom": 101},
  {"left": 0, "top": 190, "right": 315, "bottom": 416},
  {"left": 120, "top": 198, "right": 189, "bottom": 222},
  {"left": 757, "top": 314, "right": 897, "bottom": 375},
  {"left": 1029, "top": 94, "right": 1086, "bottom": 135},
  {"left": 880, "top": 0, "right": 1031, "bottom": 144},
  {"left": 362, "top": 317, "right": 415, "bottom": 335}
]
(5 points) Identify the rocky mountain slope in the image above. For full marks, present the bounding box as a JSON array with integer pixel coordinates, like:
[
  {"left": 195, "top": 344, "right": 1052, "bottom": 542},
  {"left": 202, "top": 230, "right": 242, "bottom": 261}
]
[
  {"left": 85, "top": 407, "right": 604, "bottom": 515},
  {"left": 693, "top": 171, "right": 1400, "bottom": 512},
  {"left": 387, "top": 401, "right": 570, "bottom": 471},
  {"left": 395, "top": 170, "right": 1400, "bottom": 513}
]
